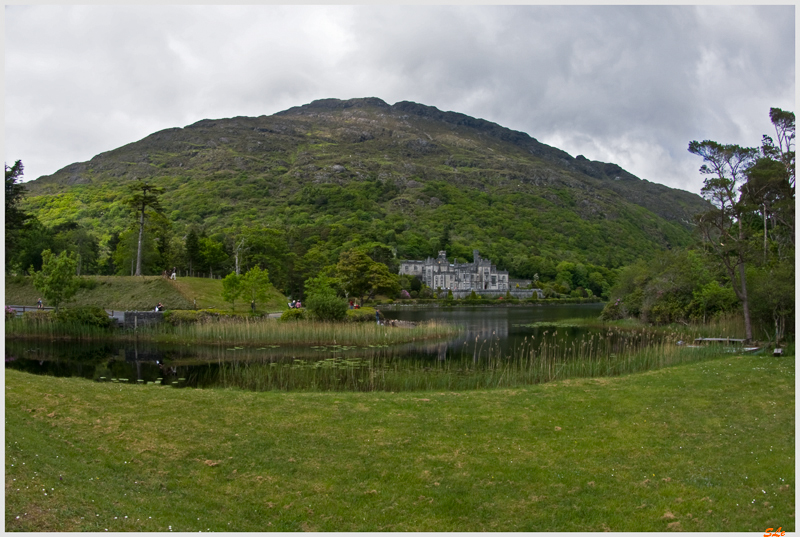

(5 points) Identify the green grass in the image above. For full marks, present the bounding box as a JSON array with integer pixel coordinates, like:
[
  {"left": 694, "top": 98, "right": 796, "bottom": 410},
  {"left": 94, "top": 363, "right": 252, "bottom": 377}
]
[
  {"left": 5, "top": 275, "right": 288, "bottom": 313},
  {"left": 6, "top": 352, "right": 794, "bottom": 531}
]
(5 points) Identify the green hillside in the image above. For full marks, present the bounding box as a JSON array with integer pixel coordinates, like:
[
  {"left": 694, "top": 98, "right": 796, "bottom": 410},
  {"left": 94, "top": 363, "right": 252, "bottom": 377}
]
[
  {"left": 14, "top": 97, "right": 710, "bottom": 296},
  {"left": 5, "top": 276, "right": 287, "bottom": 313}
]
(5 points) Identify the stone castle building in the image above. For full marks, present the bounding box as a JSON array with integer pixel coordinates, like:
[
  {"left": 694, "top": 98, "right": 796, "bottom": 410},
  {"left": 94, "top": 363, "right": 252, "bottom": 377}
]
[
  {"left": 399, "top": 250, "right": 508, "bottom": 292},
  {"left": 399, "top": 250, "right": 537, "bottom": 299}
]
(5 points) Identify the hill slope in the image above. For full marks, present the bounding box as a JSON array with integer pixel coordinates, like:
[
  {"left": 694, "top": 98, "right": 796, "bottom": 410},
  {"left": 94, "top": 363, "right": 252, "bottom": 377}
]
[
  {"left": 5, "top": 276, "right": 287, "bottom": 313},
  {"left": 21, "top": 97, "right": 708, "bottom": 274}
]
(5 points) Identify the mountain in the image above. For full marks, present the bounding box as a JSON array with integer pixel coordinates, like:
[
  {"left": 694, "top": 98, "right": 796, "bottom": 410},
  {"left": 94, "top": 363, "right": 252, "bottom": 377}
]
[{"left": 21, "top": 97, "right": 708, "bottom": 277}]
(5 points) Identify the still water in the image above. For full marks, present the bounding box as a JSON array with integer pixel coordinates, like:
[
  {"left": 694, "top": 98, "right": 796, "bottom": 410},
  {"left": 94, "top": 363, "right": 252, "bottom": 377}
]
[{"left": 6, "top": 304, "right": 608, "bottom": 391}]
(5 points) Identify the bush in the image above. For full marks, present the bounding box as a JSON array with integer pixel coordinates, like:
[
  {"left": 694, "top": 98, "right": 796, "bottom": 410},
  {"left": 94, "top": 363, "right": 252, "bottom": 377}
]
[
  {"left": 56, "top": 306, "right": 115, "bottom": 329},
  {"left": 77, "top": 277, "right": 99, "bottom": 290},
  {"left": 346, "top": 307, "right": 378, "bottom": 323},
  {"left": 280, "top": 308, "right": 307, "bottom": 321},
  {"left": 22, "top": 310, "right": 54, "bottom": 324},
  {"left": 600, "top": 299, "right": 625, "bottom": 321},
  {"left": 163, "top": 309, "right": 224, "bottom": 326},
  {"left": 305, "top": 292, "right": 348, "bottom": 322}
]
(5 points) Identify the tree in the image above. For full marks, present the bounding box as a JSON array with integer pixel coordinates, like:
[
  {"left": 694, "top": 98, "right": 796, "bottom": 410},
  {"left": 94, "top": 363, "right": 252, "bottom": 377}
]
[
  {"left": 126, "top": 180, "right": 164, "bottom": 276},
  {"left": 6, "top": 160, "right": 32, "bottom": 271},
  {"left": 742, "top": 108, "right": 795, "bottom": 257},
  {"left": 199, "top": 236, "right": 228, "bottom": 278},
  {"left": 335, "top": 248, "right": 399, "bottom": 304},
  {"left": 336, "top": 249, "right": 374, "bottom": 304},
  {"left": 30, "top": 250, "right": 79, "bottom": 313},
  {"left": 221, "top": 273, "right": 243, "bottom": 311},
  {"left": 366, "top": 261, "right": 400, "bottom": 300},
  {"left": 688, "top": 140, "right": 758, "bottom": 341},
  {"left": 185, "top": 229, "right": 200, "bottom": 276},
  {"left": 241, "top": 266, "right": 271, "bottom": 312},
  {"left": 303, "top": 275, "right": 347, "bottom": 321}
]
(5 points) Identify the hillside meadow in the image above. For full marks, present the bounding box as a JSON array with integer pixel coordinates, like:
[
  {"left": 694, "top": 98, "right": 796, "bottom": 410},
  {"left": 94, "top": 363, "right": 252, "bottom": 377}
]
[
  {"left": 5, "top": 352, "right": 793, "bottom": 532},
  {"left": 4, "top": 275, "right": 287, "bottom": 313}
]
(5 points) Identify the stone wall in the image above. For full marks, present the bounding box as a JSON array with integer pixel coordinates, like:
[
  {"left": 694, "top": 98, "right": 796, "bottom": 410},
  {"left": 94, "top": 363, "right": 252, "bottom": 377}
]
[{"left": 123, "top": 311, "right": 164, "bottom": 329}]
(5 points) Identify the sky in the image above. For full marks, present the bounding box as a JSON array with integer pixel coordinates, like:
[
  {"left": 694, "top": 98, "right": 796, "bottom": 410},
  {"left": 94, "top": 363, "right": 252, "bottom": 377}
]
[{"left": 4, "top": 4, "right": 795, "bottom": 195}]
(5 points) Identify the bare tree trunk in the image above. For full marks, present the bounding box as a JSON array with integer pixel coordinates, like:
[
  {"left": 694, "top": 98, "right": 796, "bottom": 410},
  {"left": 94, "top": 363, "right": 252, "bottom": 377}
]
[
  {"left": 135, "top": 203, "right": 145, "bottom": 276},
  {"left": 762, "top": 203, "right": 769, "bottom": 263},
  {"left": 738, "top": 260, "right": 753, "bottom": 342},
  {"left": 738, "top": 219, "right": 753, "bottom": 342}
]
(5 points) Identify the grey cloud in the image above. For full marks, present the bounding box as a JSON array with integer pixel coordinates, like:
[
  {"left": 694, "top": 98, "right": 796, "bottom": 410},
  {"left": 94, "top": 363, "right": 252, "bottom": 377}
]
[{"left": 5, "top": 5, "right": 794, "bottom": 195}]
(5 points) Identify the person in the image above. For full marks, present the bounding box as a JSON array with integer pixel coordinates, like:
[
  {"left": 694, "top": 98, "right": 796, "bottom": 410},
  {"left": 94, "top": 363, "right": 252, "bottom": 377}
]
[
  {"left": 156, "top": 302, "right": 164, "bottom": 312},
  {"left": 37, "top": 298, "right": 43, "bottom": 310},
  {"left": 295, "top": 301, "right": 301, "bottom": 309},
  {"left": 375, "top": 308, "right": 381, "bottom": 325},
  {"left": 289, "top": 299, "right": 296, "bottom": 309},
  {"left": 170, "top": 267, "right": 177, "bottom": 280},
  {"left": 349, "top": 299, "right": 354, "bottom": 309}
]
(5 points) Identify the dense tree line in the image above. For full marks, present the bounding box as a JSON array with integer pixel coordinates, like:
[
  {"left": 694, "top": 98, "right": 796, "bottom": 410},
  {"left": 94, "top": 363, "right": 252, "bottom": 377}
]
[
  {"left": 7, "top": 162, "right": 615, "bottom": 300},
  {"left": 602, "top": 108, "right": 795, "bottom": 342}
]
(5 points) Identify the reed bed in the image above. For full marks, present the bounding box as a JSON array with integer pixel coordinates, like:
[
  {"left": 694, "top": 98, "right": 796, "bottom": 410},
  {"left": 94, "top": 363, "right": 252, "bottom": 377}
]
[
  {"left": 194, "top": 326, "right": 731, "bottom": 392},
  {"left": 5, "top": 316, "right": 460, "bottom": 347},
  {"left": 4, "top": 318, "right": 114, "bottom": 340},
  {"left": 145, "top": 318, "right": 459, "bottom": 347}
]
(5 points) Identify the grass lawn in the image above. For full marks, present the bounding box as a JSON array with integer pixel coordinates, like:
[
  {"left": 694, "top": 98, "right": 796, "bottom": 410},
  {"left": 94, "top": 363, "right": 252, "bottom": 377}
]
[
  {"left": 5, "top": 276, "right": 287, "bottom": 313},
  {"left": 5, "top": 353, "right": 794, "bottom": 531}
]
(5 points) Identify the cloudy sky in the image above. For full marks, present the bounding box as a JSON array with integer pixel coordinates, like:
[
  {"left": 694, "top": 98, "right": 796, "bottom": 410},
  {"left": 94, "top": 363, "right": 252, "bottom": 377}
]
[{"left": 5, "top": 4, "right": 795, "bottom": 194}]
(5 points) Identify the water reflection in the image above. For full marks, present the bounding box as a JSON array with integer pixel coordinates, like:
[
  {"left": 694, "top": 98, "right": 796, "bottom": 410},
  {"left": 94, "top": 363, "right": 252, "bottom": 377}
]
[{"left": 6, "top": 304, "right": 611, "bottom": 390}]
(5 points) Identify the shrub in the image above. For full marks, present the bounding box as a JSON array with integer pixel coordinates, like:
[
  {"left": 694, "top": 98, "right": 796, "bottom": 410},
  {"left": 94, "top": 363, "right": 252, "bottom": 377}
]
[
  {"left": 77, "top": 277, "right": 99, "bottom": 290},
  {"left": 280, "top": 308, "right": 307, "bottom": 321},
  {"left": 22, "top": 310, "right": 55, "bottom": 324},
  {"left": 57, "top": 306, "right": 115, "bottom": 329},
  {"left": 163, "top": 309, "right": 222, "bottom": 326},
  {"left": 346, "top": 306, "right": 377, "bottom": 323},
  {"left": 600, "top": 299, "right": 625, "bottom": 321},
  {"left": 305, "top": 292, "right": 348, "bottom": 322},
  {"left": 399, "top": 289, "right": 411, "bottom": 299}
]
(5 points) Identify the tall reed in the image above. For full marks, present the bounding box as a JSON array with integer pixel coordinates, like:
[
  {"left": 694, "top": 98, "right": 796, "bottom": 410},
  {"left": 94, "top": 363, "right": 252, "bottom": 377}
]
[
  {"left": 140, "top": 318, "right": 459, "bottom": 347},
  {"left": 192, "top": 326, "right": 732, "bottom": 393}
]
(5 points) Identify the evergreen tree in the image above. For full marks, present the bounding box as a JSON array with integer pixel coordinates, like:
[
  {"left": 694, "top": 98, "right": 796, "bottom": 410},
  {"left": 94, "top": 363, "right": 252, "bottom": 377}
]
[{"left": 126, "top": 180, "right": 164, "bottom": 276}]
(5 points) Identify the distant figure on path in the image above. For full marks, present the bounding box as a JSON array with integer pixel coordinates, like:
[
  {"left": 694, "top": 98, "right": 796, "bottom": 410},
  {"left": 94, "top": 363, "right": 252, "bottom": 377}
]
[
  {"left": 376, "top": 309, "right": 381, "bottom": 325},
  {"left": 170, "top": 267, "right": 177, "bottom": 280},
  {"left": 37, "top": 298, "right": 43, "bottom": 310}
]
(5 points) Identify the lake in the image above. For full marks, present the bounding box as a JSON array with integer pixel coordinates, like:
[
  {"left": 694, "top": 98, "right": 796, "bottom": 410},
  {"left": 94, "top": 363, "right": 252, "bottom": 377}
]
[{"left": 7, "top": 303, "right": 690, "bottom": 392}]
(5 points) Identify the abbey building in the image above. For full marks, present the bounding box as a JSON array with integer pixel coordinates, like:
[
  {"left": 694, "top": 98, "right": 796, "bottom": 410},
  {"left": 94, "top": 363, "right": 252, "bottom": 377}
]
[{"left": 399, "top": 250, "right": 513, "bottom": 294}]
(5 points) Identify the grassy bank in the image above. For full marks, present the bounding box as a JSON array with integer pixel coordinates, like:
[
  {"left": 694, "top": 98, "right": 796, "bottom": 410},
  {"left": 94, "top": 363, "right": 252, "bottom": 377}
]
[
  {"left": 4, "top": 275, "right": 287, "bottom": 313},
  {"left": 518, "top": 313, "right": 755, "bottom": 341},
  {"left": 6, "top": 353, "right": 794, "bottom": 531}
]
